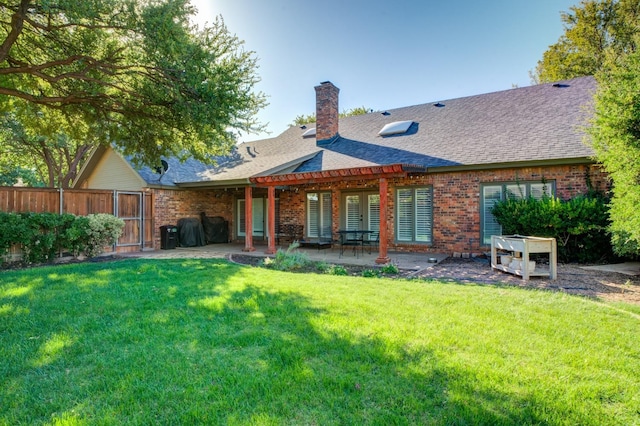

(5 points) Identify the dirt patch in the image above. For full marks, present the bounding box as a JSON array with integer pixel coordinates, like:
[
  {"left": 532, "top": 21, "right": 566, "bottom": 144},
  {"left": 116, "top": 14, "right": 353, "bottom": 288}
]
[{"left": 230, "top": 254, "right": 640, "bottom": 305}]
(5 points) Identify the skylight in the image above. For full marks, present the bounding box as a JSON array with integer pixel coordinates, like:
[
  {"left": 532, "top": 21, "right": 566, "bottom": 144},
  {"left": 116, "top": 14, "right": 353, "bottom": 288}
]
[
  {"left": 378, "top": 120, "right": 413, "bottom": 136},
  {"left": 302, "top": 127, "right": 316, "bottom": 138}
]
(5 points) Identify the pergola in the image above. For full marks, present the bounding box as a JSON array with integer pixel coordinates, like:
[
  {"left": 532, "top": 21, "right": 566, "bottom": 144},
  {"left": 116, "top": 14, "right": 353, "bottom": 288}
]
[{"left": 248, "top": 163, "right": 427, "bottom": 264}]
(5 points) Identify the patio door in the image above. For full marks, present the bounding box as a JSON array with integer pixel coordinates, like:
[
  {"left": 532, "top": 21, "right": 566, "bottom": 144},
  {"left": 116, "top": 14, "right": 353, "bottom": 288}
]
[
  {"left": 342, "top": 192, "right": 380, "bottom": 233},
  {"left": 237, "top": 198, "right": 269, "bottom": 238}
]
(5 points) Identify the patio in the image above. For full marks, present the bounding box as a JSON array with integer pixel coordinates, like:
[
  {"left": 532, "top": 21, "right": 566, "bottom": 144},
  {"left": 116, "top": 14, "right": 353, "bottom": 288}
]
[{"left": 133, "top": 243, "right": 449, "bottom": 272}]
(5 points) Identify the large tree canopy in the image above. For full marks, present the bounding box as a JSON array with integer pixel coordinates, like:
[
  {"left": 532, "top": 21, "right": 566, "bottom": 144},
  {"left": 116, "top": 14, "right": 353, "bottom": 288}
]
[
  {"left": 534, "top": 0, "right": 640, "bottom": 256},
  {"left": 532, "top": 0, "right": 640, "bottom": 83},
  {"left": 588, "top": 47, "right": 640, "bottom": 256},
  {"left": 0, "top": 0, "right": 267, "bottom": 171}
]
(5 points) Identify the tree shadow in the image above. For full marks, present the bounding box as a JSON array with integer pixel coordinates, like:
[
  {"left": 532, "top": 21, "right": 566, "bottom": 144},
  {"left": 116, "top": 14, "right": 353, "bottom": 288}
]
[
  {"left": 0, "top": 259, "right": 587, "bottom": 424},
  {"left": 295, "top": 134, "right": 460, "bottom": 172}
]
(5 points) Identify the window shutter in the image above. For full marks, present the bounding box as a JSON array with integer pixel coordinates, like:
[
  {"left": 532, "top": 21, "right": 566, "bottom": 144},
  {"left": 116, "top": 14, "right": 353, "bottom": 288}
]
[
  {"left": 397, "top": 189, "right": 413, "bottom": 241},
  {"left": 415, "top": 188, "right": 432, "bottom": 242},
  {"left": 321, "top": 192, "right": 332, "bottom": 238},
  {"left": 345, "top": 195, "right": 360, "bottom": 231},
  {"left": 482, "top": 185, "right": 503, "bottom": 245},
  {"left": 307, "top": 193, "right": 319, "bottom": 238},
  {"left": 368, "top": 194, "right": 380, "bottom": 232}
]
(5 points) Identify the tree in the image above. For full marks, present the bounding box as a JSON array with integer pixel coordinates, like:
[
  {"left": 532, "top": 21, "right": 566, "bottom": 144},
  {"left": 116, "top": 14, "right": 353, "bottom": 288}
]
[
  {"left": 588, "top": 47, "right": 640, "bottom": 256},
  {"left": 0, "top": 0, "right": 267, "bottom": 172},
  {"left": 0, "top": 107, "right": 93, "bottom": 187},
  {"left": 532, "top": 0, "right": 640, "bottom": 83},
  {"left": 291, "top": 106, "right": 373, "bottom": 126}
]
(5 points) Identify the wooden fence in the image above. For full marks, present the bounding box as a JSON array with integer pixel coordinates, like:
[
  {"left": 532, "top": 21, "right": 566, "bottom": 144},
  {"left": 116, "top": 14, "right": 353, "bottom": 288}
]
[{"left": 0, "top": 187, "right": 153, "bottom": 253}]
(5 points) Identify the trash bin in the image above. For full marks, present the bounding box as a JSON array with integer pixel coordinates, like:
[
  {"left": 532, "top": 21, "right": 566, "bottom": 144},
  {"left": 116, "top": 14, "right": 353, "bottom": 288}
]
[{"left": 160, "top": 225, "right": 178, "bottom": 250}]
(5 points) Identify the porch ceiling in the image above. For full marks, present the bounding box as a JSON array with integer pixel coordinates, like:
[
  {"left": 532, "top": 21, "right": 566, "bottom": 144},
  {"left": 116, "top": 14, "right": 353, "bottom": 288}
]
[{"left": 250, "top": 163, "right": 427, "bottom": 186}]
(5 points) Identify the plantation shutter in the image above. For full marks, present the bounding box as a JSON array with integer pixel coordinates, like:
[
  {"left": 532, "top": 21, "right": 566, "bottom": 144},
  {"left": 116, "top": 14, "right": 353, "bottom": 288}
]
[
  {"left": 415, "top": 188, "right": 432, "bottom": 242},
  {"left": 307, "top": 192, "right": 331, "bottom": 238},
  {"left": 397, "top": 188, "right": 413, "bottom": 241},
  {"left": 320, "top": 192, "right": 332, "bottom": 238},
  {"left": 345, "top": 195, "right": 360, "bottom": 231},
  {"left": 482, "top": 185, "right": 503, "bottom": 245},
  {"left": 368, "top": 194, "right": 380, "bottom": 233},
  {"left": 307, "top": 193, "right": 319, "bottom": 238}
]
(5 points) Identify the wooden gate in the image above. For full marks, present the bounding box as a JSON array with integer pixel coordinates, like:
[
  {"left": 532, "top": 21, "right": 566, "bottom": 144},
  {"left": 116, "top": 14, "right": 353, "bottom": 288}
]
[
  {"left": 0, "top": 187, "right": 154, "bottom": 253},
  {"left": 115, "top": 191, "right": 154, "bottom": 252}
]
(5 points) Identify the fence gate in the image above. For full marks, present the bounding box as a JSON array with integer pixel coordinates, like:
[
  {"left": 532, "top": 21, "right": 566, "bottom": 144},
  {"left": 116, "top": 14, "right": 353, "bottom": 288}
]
[{"left": 115, "top": 191, "right": 143, "bottom": 251}]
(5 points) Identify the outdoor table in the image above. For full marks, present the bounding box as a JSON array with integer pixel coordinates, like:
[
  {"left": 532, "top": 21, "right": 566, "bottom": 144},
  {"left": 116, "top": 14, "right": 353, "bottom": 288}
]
[{"left": 337, "top": 230, "right": 373, "bottom": 258}]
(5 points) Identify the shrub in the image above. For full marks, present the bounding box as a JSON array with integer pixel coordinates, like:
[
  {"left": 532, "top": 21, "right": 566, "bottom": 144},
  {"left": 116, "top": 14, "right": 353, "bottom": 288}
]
[
  {"left": 60, "top": 215, "right": 91, "bottom": 257},
  {"left": 0, "top": 212, "right": 26, "bottom": 256},
  {"left": 491, "top": 192, "right": 613, "bottom": 263},
  {"left": 380, "top": 263, "right": 399, "bottom": 274},
  {"left": 262, "top": 242, "right": 310, "bottom": 271},
  {"left": 328, "top": 265, "right": 348, "bottom": 276},
  {"left": 0, "top": 212, "right": 124, "bottom": 265},
  {"left": 361, "top": 268, "right": 381, "bottom": 278},
  {"left": 84, "top": 214, "right": 125, "bottom": 258},
  {"left": 315, "top": 261, "right": 330, "bottom": 273},
  {"left": 19, "top": 212, "right": 64, "bottom": 264}
]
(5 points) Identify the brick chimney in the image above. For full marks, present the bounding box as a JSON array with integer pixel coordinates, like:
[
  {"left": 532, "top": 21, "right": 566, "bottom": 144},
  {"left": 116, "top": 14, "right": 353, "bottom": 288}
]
[{"left": 315, "top": 81, "right": 339, "bottom": 144}]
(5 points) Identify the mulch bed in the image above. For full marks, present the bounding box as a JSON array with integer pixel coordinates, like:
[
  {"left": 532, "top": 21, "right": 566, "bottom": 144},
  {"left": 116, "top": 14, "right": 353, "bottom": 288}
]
[{"left": 230, "top": 254, "right": 640, "bottom": 306}]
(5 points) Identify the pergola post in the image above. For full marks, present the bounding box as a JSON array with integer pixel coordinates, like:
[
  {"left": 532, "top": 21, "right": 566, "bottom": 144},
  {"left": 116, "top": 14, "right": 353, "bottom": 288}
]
[
  {"left": 375, "top": 177, "right": 391, "bottom": 264},
  {"left": 265, "top": 186, "right": 276, "bottom": 254},
  {"left": 243, "top": 186, "right": 255, "bottom": 252}
]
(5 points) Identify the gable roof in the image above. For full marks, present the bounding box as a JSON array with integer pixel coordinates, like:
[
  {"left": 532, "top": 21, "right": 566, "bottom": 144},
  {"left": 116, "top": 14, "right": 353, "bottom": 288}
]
[{"left": 75, "top": 76, "right": 597, "bottom": 189}]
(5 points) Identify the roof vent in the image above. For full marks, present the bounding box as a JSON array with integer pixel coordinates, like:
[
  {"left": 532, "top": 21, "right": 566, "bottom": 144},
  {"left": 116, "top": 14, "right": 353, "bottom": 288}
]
[
  {"left": 378, "top": 120, "right": 414, "bottom": 136},
  {"left": 433, "top": 102, "right": 445, "bottom": 107},
  {"left": 552, "top": 83, "right": 570, "bottom": 88},
  {"left": 302, "top": 127, "right": 316, "bottom": 138},
  {"left": 381, "top": 111, "right": 391, "bottom": 116}
]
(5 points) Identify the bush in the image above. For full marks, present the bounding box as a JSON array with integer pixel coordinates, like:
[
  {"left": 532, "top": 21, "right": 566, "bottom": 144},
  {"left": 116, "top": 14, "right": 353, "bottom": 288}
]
[
  {"left": 491, "top": 192, "right": 613, "bottom": 263},
  {"left": 0, "top": 212, "right": 27, "bottom": 256},
  {"left": 84, "top": 214, "right": 125, "bottom": 258},
  {"left": 328, "top": 265, "right": 348, "bottom": 276},
  {"left": 380, "top": 263, "right": 399, "bottom": 274},
  {"left": 59, "top": 215, "right": 91, "bottom": 257},
  {"left": 262, "top": 242, "right": 310, "bottom": 271},
  {"left": 361, "top": 268, "right": 381, "bottom": 278},
  {"left": 0, "top": 212, "right": 124, "bottom": 265}
]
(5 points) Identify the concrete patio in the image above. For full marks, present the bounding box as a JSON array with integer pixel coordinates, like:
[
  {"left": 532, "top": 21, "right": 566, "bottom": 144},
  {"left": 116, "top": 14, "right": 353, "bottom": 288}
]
[{"left": 129, "top": 243, "right": 450, "bottom": 272}]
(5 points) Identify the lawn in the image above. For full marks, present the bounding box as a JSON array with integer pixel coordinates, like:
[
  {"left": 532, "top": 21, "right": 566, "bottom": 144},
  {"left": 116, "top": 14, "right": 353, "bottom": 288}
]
[{"left": 1, "top": 258, "right": 639, "bottom": 425}]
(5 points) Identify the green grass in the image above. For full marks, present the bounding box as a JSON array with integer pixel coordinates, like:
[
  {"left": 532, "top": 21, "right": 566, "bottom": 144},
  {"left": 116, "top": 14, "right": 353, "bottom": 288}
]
[{"left": 1, "top": 259, "right": 639, "bottom": 425}]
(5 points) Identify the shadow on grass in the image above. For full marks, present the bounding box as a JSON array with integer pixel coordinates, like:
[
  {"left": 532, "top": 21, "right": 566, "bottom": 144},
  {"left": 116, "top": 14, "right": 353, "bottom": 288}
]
[{"left": 0, "top": 258, "right": 569, "bottom": 424}]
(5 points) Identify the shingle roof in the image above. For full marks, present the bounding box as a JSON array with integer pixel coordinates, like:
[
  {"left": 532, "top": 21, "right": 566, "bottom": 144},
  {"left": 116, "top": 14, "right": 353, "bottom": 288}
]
[{"left": 135, "top": 76, "right": 596, "bottom": 186}]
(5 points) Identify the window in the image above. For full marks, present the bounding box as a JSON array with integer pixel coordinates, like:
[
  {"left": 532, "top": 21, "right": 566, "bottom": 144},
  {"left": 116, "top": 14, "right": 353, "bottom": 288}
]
[
  {"left": 481, "top": 181, "right": 555, "bottom": 245},
  {"left": 396, "top": 187, "right": 432, "bottom": 243},
  {"left": 307, "top": 192, "right": 332, "bottom": 238},
  {"left": 237, "top": 198, "right": 279, "bottom": 238}
]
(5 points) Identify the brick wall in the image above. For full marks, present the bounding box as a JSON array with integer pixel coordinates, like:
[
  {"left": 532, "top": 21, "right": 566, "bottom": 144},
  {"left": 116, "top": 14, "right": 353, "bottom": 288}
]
[
  {"left": 152, "top": 164, "right": 609, "bottom": 255},
  {"left": 152, "top": 187, "right": 243, "bottom": 248}
]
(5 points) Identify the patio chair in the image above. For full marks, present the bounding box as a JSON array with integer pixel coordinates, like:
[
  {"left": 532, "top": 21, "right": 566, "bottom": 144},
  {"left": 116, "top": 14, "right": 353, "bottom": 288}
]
[
  {"left": 339, "top": 231, "right": 362, "bottom": 258},
  {"left": 361, "top": 231, "right": 379, "bottom": 254}
]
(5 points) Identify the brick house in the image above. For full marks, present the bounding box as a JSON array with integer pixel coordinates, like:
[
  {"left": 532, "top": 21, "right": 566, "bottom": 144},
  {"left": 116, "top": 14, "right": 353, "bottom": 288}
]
[{"left": 74, "top": 76, "right": 608, "bottom": 261}]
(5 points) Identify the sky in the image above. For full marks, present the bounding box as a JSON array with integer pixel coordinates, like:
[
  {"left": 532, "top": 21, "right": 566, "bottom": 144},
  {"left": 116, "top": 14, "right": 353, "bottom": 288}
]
[{"left": 192, "top": 0, "right": 579, "bottom": 142}]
